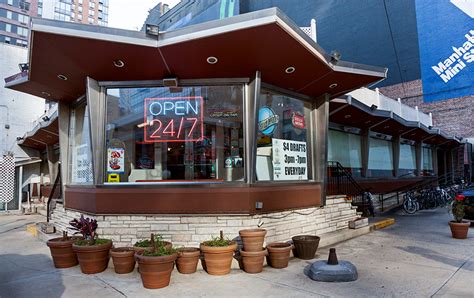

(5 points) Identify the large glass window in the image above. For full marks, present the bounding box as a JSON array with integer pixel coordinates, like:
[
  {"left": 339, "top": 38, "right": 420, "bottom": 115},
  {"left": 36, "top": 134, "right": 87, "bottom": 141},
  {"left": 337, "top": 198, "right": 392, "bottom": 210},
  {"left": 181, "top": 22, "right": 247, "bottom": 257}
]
[
  {"left": 255, "top": 90, "right": 312, "bottom": 181},
  {"left": 422, "top": 146, "right": 434, "bottom": 175},
  {"left": 105, "top": 85, "right": 244, "bottom": 183},
  {"left": 399, "top": 143, "right": 416, "bottom": 177},
  {"left": 368, "top": 137, "right": 393, "bottom": 177},
  {"left": 328, "top": 129, "right": 362, "bottom": 177},
  {"left": 68, "top": 103, "right": 94, "bottom": 184}
]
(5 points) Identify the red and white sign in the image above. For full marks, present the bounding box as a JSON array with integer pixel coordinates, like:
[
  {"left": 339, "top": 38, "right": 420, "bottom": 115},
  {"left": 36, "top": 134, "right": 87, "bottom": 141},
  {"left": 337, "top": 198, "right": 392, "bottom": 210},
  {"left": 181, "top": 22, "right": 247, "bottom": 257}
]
[
  {"left": 292, "top": 113, "right": 305, "bottom": 129},
  {"left": 143, "top": 97, "right": 204, "bottom": 143}
]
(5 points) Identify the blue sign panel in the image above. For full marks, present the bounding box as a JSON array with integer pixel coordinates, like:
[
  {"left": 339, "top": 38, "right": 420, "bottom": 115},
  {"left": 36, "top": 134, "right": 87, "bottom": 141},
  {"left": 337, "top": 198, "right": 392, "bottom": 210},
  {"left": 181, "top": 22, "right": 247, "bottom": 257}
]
[{"left": 415, "top": 0, "right": 474, "bottom": 102}]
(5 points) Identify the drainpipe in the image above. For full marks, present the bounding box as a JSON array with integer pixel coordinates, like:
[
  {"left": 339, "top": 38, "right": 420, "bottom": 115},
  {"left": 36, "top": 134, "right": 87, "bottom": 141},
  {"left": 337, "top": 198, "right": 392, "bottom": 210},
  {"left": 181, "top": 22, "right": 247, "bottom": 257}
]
[{"left": 0, "top": 105, "right": 10, "bottom": 154}]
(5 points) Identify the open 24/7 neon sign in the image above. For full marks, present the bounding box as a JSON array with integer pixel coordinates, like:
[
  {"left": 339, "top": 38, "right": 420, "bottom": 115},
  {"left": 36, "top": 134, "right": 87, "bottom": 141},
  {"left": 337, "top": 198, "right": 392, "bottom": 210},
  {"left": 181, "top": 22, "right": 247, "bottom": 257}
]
[{"left": 144, "top": 97, "right": 204, "bottom": 142}]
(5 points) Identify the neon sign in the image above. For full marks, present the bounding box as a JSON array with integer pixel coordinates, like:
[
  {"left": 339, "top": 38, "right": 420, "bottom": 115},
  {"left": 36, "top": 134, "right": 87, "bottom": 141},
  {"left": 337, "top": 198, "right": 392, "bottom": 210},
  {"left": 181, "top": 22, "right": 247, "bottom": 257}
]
[{"left": 144, "top": 97, "right": 204, "bottom": 143}]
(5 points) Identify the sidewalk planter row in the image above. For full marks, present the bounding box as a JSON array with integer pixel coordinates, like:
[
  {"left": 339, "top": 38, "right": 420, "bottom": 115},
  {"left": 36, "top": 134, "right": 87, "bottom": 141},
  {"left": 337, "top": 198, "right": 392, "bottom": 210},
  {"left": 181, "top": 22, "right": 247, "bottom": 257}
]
[{"left": 46, "top": 216, "right": 326, "bottom": 289}]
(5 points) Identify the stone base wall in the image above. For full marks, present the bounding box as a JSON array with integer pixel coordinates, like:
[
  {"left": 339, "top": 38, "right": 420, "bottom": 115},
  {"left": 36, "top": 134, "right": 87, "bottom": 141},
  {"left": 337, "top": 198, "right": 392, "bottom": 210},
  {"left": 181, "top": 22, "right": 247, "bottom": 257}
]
[{"left": 51, "top": 196, "right": 358, "bottom": 247}]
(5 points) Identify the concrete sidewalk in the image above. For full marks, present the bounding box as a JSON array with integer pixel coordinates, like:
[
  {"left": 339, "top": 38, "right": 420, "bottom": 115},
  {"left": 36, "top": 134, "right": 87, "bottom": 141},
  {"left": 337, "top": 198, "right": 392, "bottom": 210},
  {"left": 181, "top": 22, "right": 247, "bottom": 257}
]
[{"left": 0, "top": 208, "right": 473, "bottom": 297}]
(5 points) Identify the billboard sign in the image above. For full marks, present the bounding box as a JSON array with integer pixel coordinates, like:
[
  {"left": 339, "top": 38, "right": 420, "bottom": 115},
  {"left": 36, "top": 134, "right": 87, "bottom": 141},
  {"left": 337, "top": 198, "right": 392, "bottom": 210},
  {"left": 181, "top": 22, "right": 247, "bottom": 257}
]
[{"left": 416, "top": 0, "right": 474, "bottom": 102}]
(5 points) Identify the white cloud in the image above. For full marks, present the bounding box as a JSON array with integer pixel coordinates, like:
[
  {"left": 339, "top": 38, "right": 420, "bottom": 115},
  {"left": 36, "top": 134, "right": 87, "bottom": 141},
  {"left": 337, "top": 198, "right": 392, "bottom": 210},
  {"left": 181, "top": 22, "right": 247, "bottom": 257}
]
[{"left": 108, "top": 0, "right": 181, "bottom": 31}]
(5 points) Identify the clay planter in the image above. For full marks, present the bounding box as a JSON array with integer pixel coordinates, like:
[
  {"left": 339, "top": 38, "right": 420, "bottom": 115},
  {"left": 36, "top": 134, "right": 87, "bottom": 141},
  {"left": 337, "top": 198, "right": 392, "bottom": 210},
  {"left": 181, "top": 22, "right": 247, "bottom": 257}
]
[
  {"left": 72, "top": 240, "right": 113, "bottom": 274},
  {"left": 266, "top": 242, "right": 292, "bottom": 269},
  {"left": 200, "top": 241, "right": 237, "bottom": 275},
  {"left": 135, "top": 251, "right": 178, "bottom": 289},
  {"left": 110, "top": 247, "right": 136, "bottom": 274},
  {"left": 133, "top": 241, "right": 172, "bottom": 253},
  {"left": 239, "top": 229, "right": 267, "bottom": 252},
  {"left": 292, "top": 235, "right": 320, "bottom": 260},
  {"left": 46, "top": 236, "right": 83, "bottom": 268},
  {"left": 176, "top": 247, "right": 200, "bottom": 274},
  {"left": 240, "top": 248, "right": 267, "bottom": 274},
  {"left": 449, "top": 221, "right": 470, "bottom": 239}
]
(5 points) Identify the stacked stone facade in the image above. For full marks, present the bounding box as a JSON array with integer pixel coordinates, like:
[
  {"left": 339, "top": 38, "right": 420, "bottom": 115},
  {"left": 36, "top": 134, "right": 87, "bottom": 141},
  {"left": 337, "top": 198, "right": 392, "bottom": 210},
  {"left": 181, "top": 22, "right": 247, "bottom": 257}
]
[
  {"left": 51, "top": 196, "right": 359, "bottom": 247},
  {"left": 379, "top": 79, "right": 474, "bottom": 138}
]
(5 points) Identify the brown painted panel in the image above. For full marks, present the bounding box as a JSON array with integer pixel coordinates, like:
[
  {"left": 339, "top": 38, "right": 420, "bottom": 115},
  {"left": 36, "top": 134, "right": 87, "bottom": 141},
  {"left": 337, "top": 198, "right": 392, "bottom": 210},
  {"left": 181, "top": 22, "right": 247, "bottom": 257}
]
[{"left": 65, "top": 183, "right": 322, "bottom": 215}]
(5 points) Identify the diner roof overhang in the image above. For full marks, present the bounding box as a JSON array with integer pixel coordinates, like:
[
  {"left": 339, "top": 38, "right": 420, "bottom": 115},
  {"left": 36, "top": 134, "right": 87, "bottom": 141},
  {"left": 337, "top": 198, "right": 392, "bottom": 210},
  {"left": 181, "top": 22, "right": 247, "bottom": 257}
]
[
  {"left": 329, "top": 96, "right": 463, "bottom": 148},
  {"left": 4, "top": 8, "right": 387, "bottom": 102},
  {"left": 17, "top": 109, "right": 59, "bottom": 150}
]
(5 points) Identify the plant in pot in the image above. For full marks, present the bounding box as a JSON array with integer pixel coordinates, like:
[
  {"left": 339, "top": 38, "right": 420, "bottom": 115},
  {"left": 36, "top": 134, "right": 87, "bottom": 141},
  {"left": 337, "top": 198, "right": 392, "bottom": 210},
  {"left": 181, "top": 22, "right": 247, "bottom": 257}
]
[
  {"left": 266, "top": 242, "right": 293, "bottom": 269},
  {"left": 449, "top": 194, "right": 470, "bottom": 239},
  {"left": 135, "top": 233, "right": 178, "bottom": 289},
  {"left": 70, "top": 215, "right": 113, "bottom": 274},
  {"left": 134, "top": 234, "right": 172, "bottom": 253},
  {"left": 200, "top": 231, "right": 237, "bottom": 275},
  {"left": 46, "top": 231, "right": 83, "bottom": 268},
  {"left": 176, "top": 247, "right": 200, "bottom": 274}
]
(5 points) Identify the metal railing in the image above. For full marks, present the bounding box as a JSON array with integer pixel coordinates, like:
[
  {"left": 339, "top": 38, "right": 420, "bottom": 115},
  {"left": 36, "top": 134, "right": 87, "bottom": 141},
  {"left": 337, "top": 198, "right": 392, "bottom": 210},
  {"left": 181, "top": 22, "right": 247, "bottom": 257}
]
[
  {"left": 327, "top": 161, "right": 370, "bottom": 215},
  {"left": 46, "top": 168, "right": 62, "bottom": 223}
]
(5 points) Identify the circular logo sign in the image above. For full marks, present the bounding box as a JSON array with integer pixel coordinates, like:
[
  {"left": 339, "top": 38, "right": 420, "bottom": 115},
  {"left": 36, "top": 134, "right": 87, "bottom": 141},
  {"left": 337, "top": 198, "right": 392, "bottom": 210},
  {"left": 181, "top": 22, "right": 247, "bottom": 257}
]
[{"left": 258, "top": 107, "right": 279, "bottom": 135}]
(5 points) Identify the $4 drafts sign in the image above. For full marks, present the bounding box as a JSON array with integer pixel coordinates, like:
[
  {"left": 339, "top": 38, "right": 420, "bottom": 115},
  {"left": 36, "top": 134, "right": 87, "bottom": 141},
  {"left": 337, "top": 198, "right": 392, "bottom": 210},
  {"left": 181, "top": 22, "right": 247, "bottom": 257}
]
[
  {"left": 272, "top": 138, "right": 307, "bottom": 181},
  {"left": 144, "top": 97, "right": 204, "bottom": 143}
]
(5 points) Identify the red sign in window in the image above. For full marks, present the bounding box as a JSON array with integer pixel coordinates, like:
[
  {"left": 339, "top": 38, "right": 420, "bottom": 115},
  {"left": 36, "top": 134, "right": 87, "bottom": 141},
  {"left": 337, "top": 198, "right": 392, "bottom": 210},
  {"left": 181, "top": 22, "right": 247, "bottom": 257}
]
[{"left": 143, "top": 97, "right": 204, "bottom": 143}]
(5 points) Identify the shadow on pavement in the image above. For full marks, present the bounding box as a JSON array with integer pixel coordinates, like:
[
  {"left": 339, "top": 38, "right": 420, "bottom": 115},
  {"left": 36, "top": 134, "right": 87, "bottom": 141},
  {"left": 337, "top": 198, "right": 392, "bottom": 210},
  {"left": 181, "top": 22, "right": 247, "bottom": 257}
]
[
  {"left": 395, "top": 246, "right": 474, "bottom": 272},
  {"left": 0, "top": 253, "right": 65, "bottom": 298}
]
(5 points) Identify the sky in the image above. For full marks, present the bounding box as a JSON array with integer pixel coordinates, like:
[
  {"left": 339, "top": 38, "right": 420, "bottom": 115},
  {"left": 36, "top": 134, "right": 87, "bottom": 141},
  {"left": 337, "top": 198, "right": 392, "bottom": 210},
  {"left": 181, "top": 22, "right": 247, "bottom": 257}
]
[{"left": 108, "top": 0, "right": 181, "bottom": 31}]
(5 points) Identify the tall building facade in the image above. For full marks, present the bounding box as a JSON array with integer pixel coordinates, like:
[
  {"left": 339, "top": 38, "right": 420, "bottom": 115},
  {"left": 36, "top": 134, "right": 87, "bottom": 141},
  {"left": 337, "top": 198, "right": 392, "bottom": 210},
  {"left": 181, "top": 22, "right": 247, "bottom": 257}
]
[
  {"left": 0, "top": 0, "right": 108, "bottom": 48},
  {"left": 143, "top": 0, "right": 474, "bottom": 139}
]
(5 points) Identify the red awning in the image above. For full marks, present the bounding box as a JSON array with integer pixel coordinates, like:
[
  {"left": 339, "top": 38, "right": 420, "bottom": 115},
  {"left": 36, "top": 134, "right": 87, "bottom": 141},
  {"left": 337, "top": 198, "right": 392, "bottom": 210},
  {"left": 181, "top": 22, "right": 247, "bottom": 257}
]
[{"left": 5, "top": 8, "right": 386, "bottom": 102}]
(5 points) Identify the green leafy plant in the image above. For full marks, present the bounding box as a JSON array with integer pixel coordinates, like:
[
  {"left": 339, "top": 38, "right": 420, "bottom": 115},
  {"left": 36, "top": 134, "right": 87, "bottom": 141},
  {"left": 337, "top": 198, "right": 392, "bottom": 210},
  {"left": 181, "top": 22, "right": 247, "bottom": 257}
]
[
  {"left": 450, "top": 194, "right": 466, "bottom": 223},
  {"left": 134, "top": 234, "right": 165, "bottom": 247},
  {"left": 140, "top": 233, "right": 176, "bottom": 257},
  {"left": 202, "top": 231, "right": 234, "bottom": 247}
]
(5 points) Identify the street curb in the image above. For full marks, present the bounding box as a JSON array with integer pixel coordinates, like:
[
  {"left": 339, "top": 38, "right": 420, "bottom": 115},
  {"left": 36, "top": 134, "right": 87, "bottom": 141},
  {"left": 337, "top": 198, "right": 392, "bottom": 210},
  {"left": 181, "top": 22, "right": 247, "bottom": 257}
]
[{"left": 373, "top": 218, "right": 395, "bottom": 230}]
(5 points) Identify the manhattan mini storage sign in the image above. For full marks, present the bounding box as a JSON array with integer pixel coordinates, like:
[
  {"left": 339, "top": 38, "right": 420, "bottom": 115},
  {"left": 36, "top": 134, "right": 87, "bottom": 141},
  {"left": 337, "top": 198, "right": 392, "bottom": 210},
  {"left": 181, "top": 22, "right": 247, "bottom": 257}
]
[
  {"left": 272, "top": 138, "right": 307, "bottom": 181},
  {"left": 416, "top": 0, "right": 474, "bottom": 102}
]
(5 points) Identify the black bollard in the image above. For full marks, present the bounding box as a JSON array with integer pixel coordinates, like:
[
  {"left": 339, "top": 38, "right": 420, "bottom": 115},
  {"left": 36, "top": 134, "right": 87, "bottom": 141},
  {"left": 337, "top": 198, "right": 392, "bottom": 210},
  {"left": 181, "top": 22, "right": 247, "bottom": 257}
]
[{"left": 327, "top": 248, "right": 339, "bottom": 265}]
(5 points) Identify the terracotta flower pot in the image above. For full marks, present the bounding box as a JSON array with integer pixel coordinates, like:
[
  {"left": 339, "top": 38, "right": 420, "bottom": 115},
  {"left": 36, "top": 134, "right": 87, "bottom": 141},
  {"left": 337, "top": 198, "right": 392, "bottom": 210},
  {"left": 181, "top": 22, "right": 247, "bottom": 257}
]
[
  {"left": 176, "top": 247, "right": 200, "bottom": 274},
  {"left": 449, "top": 221, "right": 470, "bottom": 239},
  {"left": 292, "top": 235, "right": 320, "bottom": 260},
  {"left": 133, "top": 241, "right": 172, "bottom": 253},
  {"left": 200, "top": 241, "right": 237, "bottom": 275},
  {"left": 240, "top": 248, "right": 267, "bottom": 274},
  {"left": 266, "top": 242, "right": 292, "bottom": 269},
  {"left": 135, "top": 251, "right": 178, "bottom": 289},
  {"left": 72, "top": 240, "right": 113, "bottom": 274},
  {"left": 110, "top": 247, "right": 135, "bottom": 274},
  {"left": 46, "top": 236, "right": 83, "bottom": 268},
  {"left": 239, "top": 229, "right": 267, "bottom": 252}
]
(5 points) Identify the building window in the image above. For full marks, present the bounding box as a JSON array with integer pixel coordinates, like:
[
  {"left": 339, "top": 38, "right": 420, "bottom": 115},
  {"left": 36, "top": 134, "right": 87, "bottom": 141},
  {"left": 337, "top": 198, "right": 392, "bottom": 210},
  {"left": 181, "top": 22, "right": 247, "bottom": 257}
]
[
  {"left": 255, "top": 89, "right": 312, "bottom": 181},
  {"left": 105, "top": 85, "right": 245, "bottom": 184},
  {"left": 69, "top": 103, "right": 94, "bottom": 184},
  {"left": 5, "top": 36, "right": 11, "bottom": 44},
  {"left": 89, "top": 1, "right": 95, "bottom": 9},
  {"left": 88, "top": 16, "right": 93, "bottom": 23},
  {"left": 5, "top": 23, "right": 11, "bottom": 32},
  {"left": 422, "top": 146, "right": 434, "bottom": 175},
  {"left": 399, "top": 143, "right": 416, "bottom": 177},
  {"left": 7, "top": 0, "right": 13, "bottom": 6},
  {"left": 78, "top": 6, "right": 82, "bottom": 12},
  {"left": 368, "top": 137, "right": 394, "bottom": 177},
  {"left": 19, "top": 0, "right": 30, "bottom": 11},
  {"left": 18, "top": 14, "right": 29, "bottom": 24},
  {"left": 7, "top": 10, "right": 12, "bottom": 19},
  {"left": 328, "top": 129, "right": 362, "bottom": 177},
  {"left": 38, "top": 7, "right": 42, "bottom": 16}
]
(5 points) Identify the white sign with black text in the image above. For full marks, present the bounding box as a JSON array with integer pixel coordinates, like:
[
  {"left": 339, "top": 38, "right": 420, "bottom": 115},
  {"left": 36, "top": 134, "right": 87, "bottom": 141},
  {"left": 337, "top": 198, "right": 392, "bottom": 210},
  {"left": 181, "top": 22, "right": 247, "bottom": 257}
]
[{"left": 272, "top": 138, "right": 307, "bottom": 181}]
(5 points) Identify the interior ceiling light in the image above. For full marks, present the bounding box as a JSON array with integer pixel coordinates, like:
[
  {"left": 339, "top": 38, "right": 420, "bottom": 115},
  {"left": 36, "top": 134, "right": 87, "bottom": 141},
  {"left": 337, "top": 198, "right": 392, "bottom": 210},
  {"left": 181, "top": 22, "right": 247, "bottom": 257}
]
[
  {"left": 207, "top": 56, "right": 218, "bottom": 64},
  {"left": 41, "top": 91, "right": 51, "bottom": 97},
  {"left": 57, "top": 74, "right": 68, "bottom": 81},
  {"left": 329, "top": 83, "right": 338, "bottom": 89},
  {"left": 344, "top": 114, "right": 351, "bottom": 119},
  {"left": 384, "top": 125, "right": 390, "bottom": 129},
  {"left": 285, "top": 66, "right": 295, "bottom": 74},
  {"left": 365, "top": 120, "right": 372, "bottom": 124},
  {"left": 113, "top": 59, "right": 125, "bottom": 68}
]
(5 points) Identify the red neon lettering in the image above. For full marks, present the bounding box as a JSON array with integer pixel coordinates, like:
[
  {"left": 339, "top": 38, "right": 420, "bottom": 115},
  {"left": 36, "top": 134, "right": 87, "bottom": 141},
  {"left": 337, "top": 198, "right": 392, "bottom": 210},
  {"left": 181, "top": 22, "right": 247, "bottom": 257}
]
[
  {"left": 150, "top": 119, "right": 162, "bottom": 138},
  {"left": 162, "top": 119, "right": 175, "bottom": 136},
  {"left": 187, "top": 118, "right": 198, "bottom": 137},
  {"left": 177, "top": 117, "right": 184, "bottom": 139}
]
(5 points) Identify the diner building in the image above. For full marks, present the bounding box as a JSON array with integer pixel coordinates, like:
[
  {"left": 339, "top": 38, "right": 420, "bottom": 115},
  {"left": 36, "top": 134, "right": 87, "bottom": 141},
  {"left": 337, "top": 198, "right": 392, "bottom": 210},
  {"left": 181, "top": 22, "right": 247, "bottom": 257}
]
[{"left": 4, "top": 8, "right": 466, "bottom": 246}]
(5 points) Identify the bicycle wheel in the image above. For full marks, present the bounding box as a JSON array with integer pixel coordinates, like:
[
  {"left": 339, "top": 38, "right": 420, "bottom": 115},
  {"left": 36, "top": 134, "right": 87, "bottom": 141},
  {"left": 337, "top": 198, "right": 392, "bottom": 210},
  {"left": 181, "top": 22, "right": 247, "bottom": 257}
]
[{"left": 403, "top": 198, "right": 418, "bottom": 214}]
